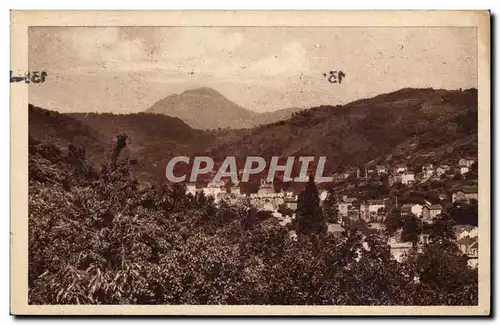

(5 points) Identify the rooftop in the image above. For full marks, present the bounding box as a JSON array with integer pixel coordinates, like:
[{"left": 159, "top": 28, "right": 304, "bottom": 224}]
[
  {"left": 327, "top": 223, "right": 345, "bottom": 233},
  {"left": 367, "top": 199, "right": 386, "bottom": 205},
  {"left": 455, "top": 186, "right": 478, "bottom": 194},
  {"left": 425, "top": 203, "right": 443, "bottom": 210},
  {"left": 456, "top": 236, "right": 477, "bottom": 247},
  {"left": 389, "top": 242, "right": 413, "bottom": 249}
]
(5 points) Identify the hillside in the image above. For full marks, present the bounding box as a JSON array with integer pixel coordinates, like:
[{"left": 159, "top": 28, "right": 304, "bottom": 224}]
[
  {"left": 29, "top": 87, "right": 478, "bottom": 183},
  {"left": 28, "top": 124, "right": 477, "bottom": 305},
  {"left": 206, "top": 88, "right": 478, "bottom": 172},
  {"left": 29, "top": 104, "right": 214, "bottom": 184},
  {"left": 28, "top": 104, "right": 107, "bottom": 163},
  {"left": 145, "top": 87, "right": 303, "bottom": 130}
]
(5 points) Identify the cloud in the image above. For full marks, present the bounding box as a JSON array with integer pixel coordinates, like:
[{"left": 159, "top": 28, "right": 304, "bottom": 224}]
[
  {"left": 29, "top": 27, "right": 478, "bottom": 114},
  {"left": 69, "top": 28, "right": 147, "bottom": 68},
  {"left": 157, "top": 28, "right": 244, "bottom": 60},
  {"left": 31, "top": 27, "right": 311, "bottom": 82}
]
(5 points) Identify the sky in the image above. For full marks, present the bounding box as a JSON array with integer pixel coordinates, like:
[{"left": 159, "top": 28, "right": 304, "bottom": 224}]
[{"left": 28, "top": 27, "right": 477, "bottom": 113}]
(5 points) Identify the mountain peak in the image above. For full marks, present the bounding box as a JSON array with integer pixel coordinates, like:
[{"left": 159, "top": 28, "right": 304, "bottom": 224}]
[
  {"left": 181, "top": 87, "right": 222, "bottom": 97},
  {"left": 145, "top": 87, "right": 306, "bottom": 130}
]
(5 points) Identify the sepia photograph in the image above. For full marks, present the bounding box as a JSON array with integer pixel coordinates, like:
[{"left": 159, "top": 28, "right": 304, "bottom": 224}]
[{"left": 10, "top": 10, "right": 490, "bottom": 315}]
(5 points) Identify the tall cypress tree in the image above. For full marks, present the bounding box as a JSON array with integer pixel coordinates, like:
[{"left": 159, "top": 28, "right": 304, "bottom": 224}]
[{"left": 296, "top": 175, "right": 326, "bottom": 235}]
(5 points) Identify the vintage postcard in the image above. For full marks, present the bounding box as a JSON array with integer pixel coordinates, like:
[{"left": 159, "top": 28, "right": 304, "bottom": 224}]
[{"left": 10, "top": 10, "right": 490, "bottom": 315}]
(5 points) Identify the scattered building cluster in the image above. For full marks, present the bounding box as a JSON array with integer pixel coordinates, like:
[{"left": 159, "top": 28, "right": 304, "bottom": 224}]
[
  {"left": 184, "top": 156, "right": 478, "bottom": 266},
  {"left": 186, "top": 178, "right": 299, "bottom": 211}
]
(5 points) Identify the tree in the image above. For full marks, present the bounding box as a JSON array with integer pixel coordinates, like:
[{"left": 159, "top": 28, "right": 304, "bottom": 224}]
[
  {"left": 385, "top": 207, "right": 402, "bottom": 235},
  {"left": 28, "top": 134, "right": 478, "bottom": 306},
  {"left": 401, "top": 213, "right": 422, "bottom": 245},
  {"left": 466, "top": 162, "right": 478, "bottom": 180},
  {"left": 322, "top": 192, "right": 339, "bottom": 223},
  {"left": 428, "top": 211, "right": 456, "bottom": 242},
  {"left": 345, "top": 218, "right": 369, "bottom": 235},
  {"left": 296, "top": 176, "right": 326, "bottom": 235},
  {"left": 111, "top": 134, "right": 128, "bottom": 167},
  {"left": 405, "top": 239, "right": 478, "bottom": 305},
  {"left": 453, "top": 172, "right": 464, "bottom": 180},
  {"left": 448, "top": 201, "right": 478, "bottom": 226},
  {"left": 277, "top": 204, "right": 294, "bottom": 217}
]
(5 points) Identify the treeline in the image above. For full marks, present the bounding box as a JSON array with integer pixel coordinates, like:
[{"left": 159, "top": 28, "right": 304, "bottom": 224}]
[{"left": 28, "top": 136, "right": 477, "bottom": 305}]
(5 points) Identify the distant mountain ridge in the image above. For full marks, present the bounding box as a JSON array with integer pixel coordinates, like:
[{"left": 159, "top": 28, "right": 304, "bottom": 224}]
[
  {"left": 29, "top": 87, "right": 478, "bottom": 184},
  {"left": 145, "top": 87, "right": 303, "bottom": 130},
  {"left": 206, "top": 88, "right": 478, "bottom": 171}
]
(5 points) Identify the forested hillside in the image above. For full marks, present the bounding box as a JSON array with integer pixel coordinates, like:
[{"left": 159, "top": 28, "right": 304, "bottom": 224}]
[
  {"left": 28, "top": 134, "right": 478, "bottom": 305},
  {"left": 207, "top": 88, "right": 478, "bottom": 172},
  {"left": 29, "top": 87, "right": 478, "bottom": 182}
]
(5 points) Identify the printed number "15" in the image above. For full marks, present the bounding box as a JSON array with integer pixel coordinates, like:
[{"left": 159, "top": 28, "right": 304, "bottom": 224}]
[{"left": 327, "top": 71, "right": 345, "bottom": 84}]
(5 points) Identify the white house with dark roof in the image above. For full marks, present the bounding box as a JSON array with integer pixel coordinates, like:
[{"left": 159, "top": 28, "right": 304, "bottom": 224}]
[
  {"left": 360, "top": 199, "right": 387, "bottom": 221},
  {"left": 457, "top": 165, "right": 470, "bottom": 175},
  {"left": 452, "top": 186, "right": 478, "bottom": 203},
  {"left": 436, "top": 165, "right": 451, "bottom": 176},
  {"left": 458, "top": 157, "right": 476, "bottom": 168},
  {"left": 392, "top": 164, "right": 408, "bottom": 174},
  {"left": 400, "top": 203, "right": 423, "bottom": 218},
  {"left": 422, "top": 202, "right": 443, "bottom": 222},
  {"left": 337, "top": 196, "right": 357, "bottom": 217}
]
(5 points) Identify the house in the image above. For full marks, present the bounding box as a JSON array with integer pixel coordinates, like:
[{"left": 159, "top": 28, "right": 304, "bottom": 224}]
[
  {"left": 436, "top": 165, "right": 451, "bottom": 176},
  {"left": 338, "top": 201, "right": 353, "bottom": 217},
  {"left": 284, "top": 197, "right": 298, "bottom": 210},
  {"left": 422, "top": 163, "right": 434, "bottom": 170},
  {"left": 229, "top": 186, "right": 241, "bottom": 197},
  {"left": 327, "top": 223, "right": 345, "bottom": 237},
  {"left": 366, "top": 165, "right": 377, "bottom": 175},
  {"left": 284, "top": 190, "right": 296, "bottom": 199},
  {"left": 400, "top": 203, "right": 423, "bottom": 218},
  {"left": 261, "top": 202, "right": 276, "bottom": 212},
  {"left": 376, "top": 165, "right": 387, "bottom": 174},
  {"left": 392, "top": 164, "right": 408, "bottom": 174},
  {"left": 454, "top": 225, "right": 478, "bottom": 239},
  {"left": 418, "top": 233, "right": 430, "bottom": 246},
  {"left": 467, "top": 242, "right": 479, "bottom": 268},
  {"left": 422, "top": 202, "right": 443, "bottom": 222},
  {"left": 457, "top": 165, "right": 470, "bottom": 175},
  {"left": 388, "top": 240, "right": 413, "bottom": 263},
  {"left": 422, "top": 164, "right": 435, "bottom": 178},
  {"left": 458, "top": 157, "right": 476, "bottom": 168},
  {"left": 389, "top": 174, "right": 402, "bottom": 186},
  {"left": 401, "top": 172, "right": 415, "bottom": 185},
  {"left": 456, "top": 236, "right": 478, "bottom": 268},
  {"left": 389, "top": 228, "right": 403, "bottom": 242},
  {"left": 202, "top": 182, "right": 226, "bottom": 200},
  {"left": 367, "top": 222, "right": 386, "bottom": 233},
  {"left": 452, "top": 186, "right": 478, "bottom": 203},
  {"left": 360, "top": 199, "right": 387, "bottom": 221},
  {"left": 257, "top": 179, "right": 275, "bottom": 196},
  {"left": 185, "top": 183, "right": 197, "bottom": 196},
  {"left": 337, "top": 197, "right": 357, "bottom": 217},
  {"left": 389, "top": 172, "right": 415, "bottom": 186}
]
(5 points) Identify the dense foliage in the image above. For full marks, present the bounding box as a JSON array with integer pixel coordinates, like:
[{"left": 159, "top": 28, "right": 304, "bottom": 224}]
[{"left": 28, "top": 136, "right": 478, "bottom": 305}]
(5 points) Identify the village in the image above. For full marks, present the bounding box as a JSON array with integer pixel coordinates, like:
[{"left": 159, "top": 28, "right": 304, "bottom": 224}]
[{"left": 185, "top": 156, "right": 479, "bottom": 268}]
